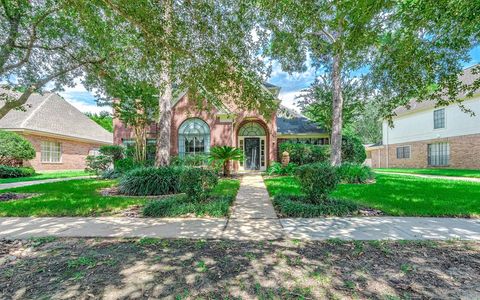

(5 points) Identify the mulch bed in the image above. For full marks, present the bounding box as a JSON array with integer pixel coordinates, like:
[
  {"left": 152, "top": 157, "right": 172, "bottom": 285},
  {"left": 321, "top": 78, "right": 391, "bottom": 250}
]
[
  {"left": 0, "top": 193, "right": 39, "bottom": 202},
  {"left": 0, "top": 238, "right": 478, "bottom": 299}
]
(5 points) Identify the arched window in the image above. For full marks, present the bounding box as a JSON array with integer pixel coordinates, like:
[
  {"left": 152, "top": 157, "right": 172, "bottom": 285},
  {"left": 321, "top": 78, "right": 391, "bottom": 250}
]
[
  {"left": 178, "top": 118, "right": 210, "bottom": 156},
  {"left": 238, "top": 122, "right": 266, "bottom": 136}
]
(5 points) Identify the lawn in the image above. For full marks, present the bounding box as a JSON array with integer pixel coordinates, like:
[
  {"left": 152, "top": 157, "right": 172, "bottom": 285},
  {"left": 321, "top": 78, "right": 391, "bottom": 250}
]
[
  {"left": 0, "top": 238, "right": 478, "bottom": 299},
  {"left": 0, "top": 178, "right": 240, "bottom": 217},
  {"left": 0, "top": 170, "right": 91, "bottom": 184},
  {"left": 375, "top": 168, "right": 480, "bottom": 178},
  {"left": 0, "top": 179, "right": 145, "bottom": 217},
  {"left": 264, "top": 174, "right": 480, "bottom": 217}
]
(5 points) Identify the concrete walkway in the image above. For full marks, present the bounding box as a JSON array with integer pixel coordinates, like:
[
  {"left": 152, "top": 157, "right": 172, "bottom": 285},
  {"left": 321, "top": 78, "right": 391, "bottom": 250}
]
[
  {"left": 0, "top": 176, "right": 93, "bottom": 190},
  {"left": 376, "top": 171, "right": 480, "bottom": 183},
  {"left": 223, "top": 173, "right": 283, "bottom": 240}
]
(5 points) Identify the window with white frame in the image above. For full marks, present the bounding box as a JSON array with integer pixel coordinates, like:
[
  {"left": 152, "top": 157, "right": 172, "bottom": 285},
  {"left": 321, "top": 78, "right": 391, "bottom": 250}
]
[
  {"left": 178, "top": 118, "right": 210, "bottom": 157},
  {"left": 433, "top": 108, "right": 445, "bottom": 129},
  {"left": 396, "top": 146, "right": 410, "bottom": 159},
  {"left": 428, "top": 142, "right": 449, "bottom": 166},
  {"left": 41, "top": 141, "right": 61, "bottom": 163}
]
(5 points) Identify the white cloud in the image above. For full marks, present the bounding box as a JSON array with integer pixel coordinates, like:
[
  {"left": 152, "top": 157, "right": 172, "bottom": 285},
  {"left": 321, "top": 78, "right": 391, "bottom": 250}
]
[
  {"left": 278, "top": 91, "right": 304, "bottom": 112},
  {"left": 61, "top": 94, "right": 111, "bottom": 114}
]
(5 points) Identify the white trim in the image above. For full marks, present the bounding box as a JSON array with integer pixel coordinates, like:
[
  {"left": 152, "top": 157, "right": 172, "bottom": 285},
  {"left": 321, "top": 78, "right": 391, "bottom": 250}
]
[
  {"left": 238, "top": 135, "right": 267, "bottom": 171},
  {"left": 3, "top": 128, "right": 112, "bottom": 145}
]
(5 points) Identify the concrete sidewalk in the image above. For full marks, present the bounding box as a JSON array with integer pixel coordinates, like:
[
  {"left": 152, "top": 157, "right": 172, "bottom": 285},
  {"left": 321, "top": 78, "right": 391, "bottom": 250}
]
[
  {"left": 1, "top": 216, "right": 479, "bottom": 241},
  {"left": 0, "top": 176, "right": 93, "bottom": 190},
  {"left": 376, "top": 172, "right": 480, "bottom": 183},
  {"left": 223, "top": 173, "right": 283, "bottom": 240}
]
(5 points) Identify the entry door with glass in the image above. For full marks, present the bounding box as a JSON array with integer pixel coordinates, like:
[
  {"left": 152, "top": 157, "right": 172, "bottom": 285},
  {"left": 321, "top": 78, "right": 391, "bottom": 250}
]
[{"left": 244, "top": 138, "right": 260, "bottom": 170}]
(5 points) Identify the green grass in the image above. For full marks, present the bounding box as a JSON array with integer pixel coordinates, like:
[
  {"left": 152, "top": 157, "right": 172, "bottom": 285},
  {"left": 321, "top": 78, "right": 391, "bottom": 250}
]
[
  {"left": 375, "top": 168, "right": 480, "bottom": 178},
  {"left": 0, "top": 179, "right": 145, "bottom": 217},
  {"left": 0, "top": 170, "right": 90, "bottom": 184},
  {"left": 264, "top": 174, "right": 480, "bottom": 217},
  {"left": 142, "top": 179, "right": 240, "bottom": 218}
]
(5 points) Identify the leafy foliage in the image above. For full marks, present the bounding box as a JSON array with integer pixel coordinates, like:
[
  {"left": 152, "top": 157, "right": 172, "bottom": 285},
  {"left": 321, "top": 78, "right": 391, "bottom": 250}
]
[
  {"left": 179, "top": 168, "right": 218, "bottom": 202},
  {"left": 279, "top": 143, "right": 329, "bottom": 165},
  {"left": 267, "top": 162, "right": 297, "bottom": 176},
  {"left": 85, "top": 112, "right": 113, "bottom": 133},
  {"left": 0, "top": 165, "right": 35, "bottom": 178},
  {"left": 142, "top": 179, "right": 239, "bottom": 217},
  {"left": 209, "top": 146, "right": 243, "bottom": 177},
  {"left": 337, "top": 163, "right": 374, "bottom": 184},
  {"left": 341, "top": 133, "right": 367, "bottom": 164},
  {"left": 295, "top": 163, "right": 339, "bottom": 203},
  {"left": 99, "top": 145, "right": 124, "bottom": 161},
  {"left": 118, "top": 166, "right": 183, "bottom": 196},
  {"left": 85, "top": 155, "right": 112, "bottom": 175},
  {"left": 0, "top": 130, "right": 35, "bottom": 166},
  {"left": 273, "top": 194, "right": 359, "bottom": 218}
]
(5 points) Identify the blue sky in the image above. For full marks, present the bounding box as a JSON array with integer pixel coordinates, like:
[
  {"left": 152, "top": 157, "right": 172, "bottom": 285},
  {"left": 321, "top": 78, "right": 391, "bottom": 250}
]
[{"left": 59, "top": 46, "right": 480, "bottom": 114}]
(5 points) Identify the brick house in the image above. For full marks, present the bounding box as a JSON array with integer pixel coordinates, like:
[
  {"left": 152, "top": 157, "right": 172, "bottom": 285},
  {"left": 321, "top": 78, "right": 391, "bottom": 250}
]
[
  {"left": 0, "top": 90, "right": 113, "bottom": 171},
  {"left": 114, "top": 84, "right": 328, "bottom": 171},
  {"left": 367, "top": 65, "right": 480, "bottom": 169}
]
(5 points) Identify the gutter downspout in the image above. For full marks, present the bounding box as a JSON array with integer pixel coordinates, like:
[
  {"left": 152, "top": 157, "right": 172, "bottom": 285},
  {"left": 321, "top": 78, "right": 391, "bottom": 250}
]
[{"left": 386, "top": 124, "right": 389, "bottom": 168}]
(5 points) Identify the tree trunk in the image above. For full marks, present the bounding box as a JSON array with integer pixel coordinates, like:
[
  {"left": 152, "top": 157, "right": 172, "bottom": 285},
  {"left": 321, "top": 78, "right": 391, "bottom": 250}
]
[
  {"left": 155, "top": 0, "right": 173, "bottom": 167},
  {"left": 224, "top": 160, "right": 230, "bottom": 177},
  {"left": 330, "top": 53, "right": 344, "bottom": 166}
]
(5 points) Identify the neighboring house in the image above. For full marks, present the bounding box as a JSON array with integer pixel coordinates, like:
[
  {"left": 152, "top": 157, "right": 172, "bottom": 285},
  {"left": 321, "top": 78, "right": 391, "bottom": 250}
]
[
  {"left": 367, "top": 65, "right": 480, "bottom": 169},
  {"left": 114, "top": 84, "right": 328, "bottom": 171},
  {"left": 0, "top": 89, "right": 113, "bottom": 171}
]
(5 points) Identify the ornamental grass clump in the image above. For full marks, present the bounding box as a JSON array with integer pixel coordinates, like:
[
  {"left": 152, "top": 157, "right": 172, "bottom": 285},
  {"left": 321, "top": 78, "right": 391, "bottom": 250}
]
[{"left": 118, "top": 166, "right": 183, "bottom": 196}]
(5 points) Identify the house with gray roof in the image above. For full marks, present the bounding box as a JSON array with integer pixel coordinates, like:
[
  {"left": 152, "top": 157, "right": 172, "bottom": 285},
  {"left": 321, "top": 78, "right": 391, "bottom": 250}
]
[{"left": 0, "top": 89, "right": 112, "bottom": 171}]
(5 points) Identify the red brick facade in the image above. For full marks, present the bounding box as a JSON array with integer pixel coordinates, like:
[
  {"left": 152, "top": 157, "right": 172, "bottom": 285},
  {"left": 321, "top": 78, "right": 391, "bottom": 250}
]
[
  {"left": 369, "top": 133, "right": 480, "bottom": 169},
  {"left": 114, "top": 94, "right": 278, "bottom": 169},
  {"left": 20, "top": 132, "right": 107, "bottom": 171}
]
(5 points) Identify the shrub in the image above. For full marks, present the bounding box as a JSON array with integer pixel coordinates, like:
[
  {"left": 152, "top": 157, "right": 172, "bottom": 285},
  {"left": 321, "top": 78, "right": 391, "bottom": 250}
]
[
  {"left": 267, "top": 162, "right": 297, "bottom": 176},
  {"left": 85, "top": 155, "right": 112, "bottom": 175},
  {"left": 179, "top": 167, "right": 218, "bottom": 201},
  {"left": 114, "top": 157, "right": 138, "bottom": 173},
  {"left": 170, "top": 154, "right": 210, "bottom": 167},
  {"left": 0, "top": 165, "right": 35, "bottom": 178},
  {"left": 99, "top": 145, "right": 124, "bottom": 161},
  {"left": 342, "top": 133, "right": 366, "bottom": 164},
  {"left": 279, "top": 142, "right": 329, "bottom": 165},
  {"left": 209, "top": 146, "right": 243, "bottom": 177},
  {"left": 337, "top": 163, "right": 375, "bottom": 184},
  {"left": 0, "top": 130, "right": 36, "bottom": 166},
  {"left": 295, "top": 163, "right": 339, "bottom": 203},
  {"left": 143, "top": 194, "right": 233, "bottom": 218},
  {"left": 119, "top": 166, "right": 183, "bottom": 196},
  {"left": 101, "top": 169, "right": 122, "bottom": 179},
  {"left": 273, "top": 194, "right": 359, "bottom": 217}
]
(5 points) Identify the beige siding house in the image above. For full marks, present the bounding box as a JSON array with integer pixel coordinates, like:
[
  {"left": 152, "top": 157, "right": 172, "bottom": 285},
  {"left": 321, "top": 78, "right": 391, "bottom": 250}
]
[{"left": 0, "top": 90, "right": 112, "bottom": 171}]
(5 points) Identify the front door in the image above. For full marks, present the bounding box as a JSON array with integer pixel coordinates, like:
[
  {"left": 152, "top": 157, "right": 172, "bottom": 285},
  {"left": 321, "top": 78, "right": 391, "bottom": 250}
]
[{"left": 244, "top": 138, "right": 260, "bottom": 170}]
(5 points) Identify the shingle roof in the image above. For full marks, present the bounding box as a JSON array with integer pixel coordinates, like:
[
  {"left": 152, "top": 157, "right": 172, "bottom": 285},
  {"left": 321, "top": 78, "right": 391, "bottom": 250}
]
[
  {"left": 276, "top": 106, "right": 326, "bottom": 135},
  {"left": 394, "top": 64, "right": 480, "bottom": 116},
  {"left": 0, "top": 89, "right": 112, "bottom": 144}
]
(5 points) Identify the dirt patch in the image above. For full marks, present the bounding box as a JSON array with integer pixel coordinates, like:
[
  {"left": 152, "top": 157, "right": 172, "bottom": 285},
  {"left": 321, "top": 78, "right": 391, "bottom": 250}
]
[
  {"left": 0, "top": 193, "right": 39, "bottom": 202},
  {"left": 0, "top": 238, "right": 478, "bottom": 299}
]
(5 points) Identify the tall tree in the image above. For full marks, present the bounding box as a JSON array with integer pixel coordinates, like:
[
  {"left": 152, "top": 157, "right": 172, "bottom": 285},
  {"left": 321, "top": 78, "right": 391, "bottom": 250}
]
[
  {"left": 92, "top": 0, "right": 277, "bottom": 166},
  {"left": 85, "top": 111, "right": 113, "bottom": 133},
  {"left": 297, "top": 74, "right": 367, "bottom": 134},
  {"left": 260, "top": 0, "right": 479, "bottom": 165},
  {"left": 0, "top": 0, "right": 107, "bottom": 119}
]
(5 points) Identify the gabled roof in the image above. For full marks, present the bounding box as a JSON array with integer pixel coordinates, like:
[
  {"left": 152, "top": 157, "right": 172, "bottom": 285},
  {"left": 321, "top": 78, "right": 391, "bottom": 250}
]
[
  {"left": 394, "top": 64, "right": 480, "bottom": 116},
  {"left": 276, "top": 106, "right": 326, "bottom": 135},
  {"left": 0, "top": 89, "right": 112, "bottom": 144}
]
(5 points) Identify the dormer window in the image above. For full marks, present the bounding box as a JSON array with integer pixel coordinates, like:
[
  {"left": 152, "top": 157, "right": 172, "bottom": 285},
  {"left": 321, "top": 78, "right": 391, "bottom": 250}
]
[{"left": 433, "top": 108, "right": 445, "bottom": 129}]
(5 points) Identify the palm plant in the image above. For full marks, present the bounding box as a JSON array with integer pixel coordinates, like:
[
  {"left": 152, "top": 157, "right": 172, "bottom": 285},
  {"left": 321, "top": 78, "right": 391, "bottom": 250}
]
[{"left": 209, "top": 146, "right": 244, "bottom": 177}]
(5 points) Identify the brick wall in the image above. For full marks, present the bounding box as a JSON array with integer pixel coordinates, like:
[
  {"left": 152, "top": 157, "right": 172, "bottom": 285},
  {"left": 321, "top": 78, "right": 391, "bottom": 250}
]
[
  {"left": 371, "top": 133, "right": 480, "bottom": 169},
  {"left": 22, "top": 133, "right": 106, "bottom": 171}
]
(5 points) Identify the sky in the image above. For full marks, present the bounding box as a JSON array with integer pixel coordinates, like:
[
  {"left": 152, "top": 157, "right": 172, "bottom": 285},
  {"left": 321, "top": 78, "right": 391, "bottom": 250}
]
[{"left": 58, "top": 46, "right": 480, "bottom": 114}]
